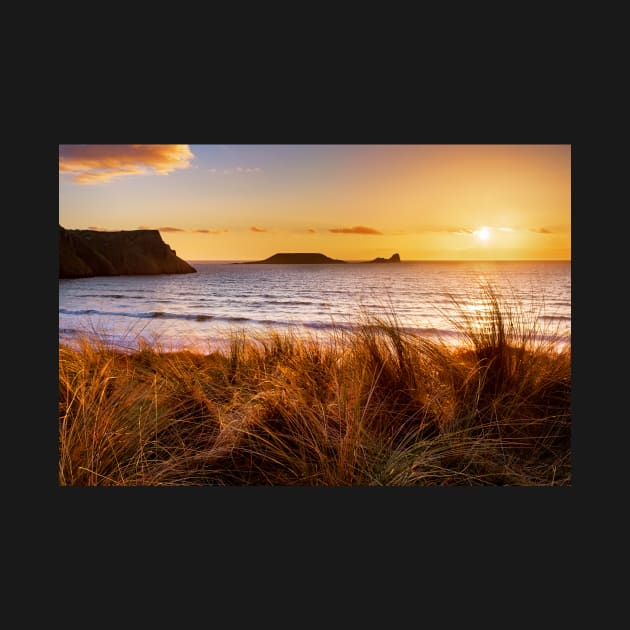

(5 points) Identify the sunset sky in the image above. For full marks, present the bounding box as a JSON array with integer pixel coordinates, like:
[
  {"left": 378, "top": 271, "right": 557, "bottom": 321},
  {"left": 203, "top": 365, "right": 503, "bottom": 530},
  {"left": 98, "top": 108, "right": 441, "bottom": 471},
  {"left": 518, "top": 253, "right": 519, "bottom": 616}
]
[{"left": 59, "top": 144, "right": 571, "bottom": 261}]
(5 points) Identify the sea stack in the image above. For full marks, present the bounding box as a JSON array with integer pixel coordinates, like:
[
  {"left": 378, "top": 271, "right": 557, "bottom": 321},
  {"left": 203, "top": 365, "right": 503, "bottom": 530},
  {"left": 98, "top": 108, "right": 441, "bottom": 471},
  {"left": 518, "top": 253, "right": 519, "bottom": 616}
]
[{"left": 368, "top": 253, "right": 401, "bottom": 263}]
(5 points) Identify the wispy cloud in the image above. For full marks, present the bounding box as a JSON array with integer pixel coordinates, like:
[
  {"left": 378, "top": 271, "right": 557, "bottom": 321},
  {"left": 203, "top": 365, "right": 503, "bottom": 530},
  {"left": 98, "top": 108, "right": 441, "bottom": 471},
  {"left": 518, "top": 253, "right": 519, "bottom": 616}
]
[
  {"left": 530, "top": 227, "right": 553, "bottom": 234},
  {"left": 59, "top": 144, "right": 194, "bottom": 184},
  {"left": 329, "top": 225, "right": 383, "bottom": 235},
  {"left": 404, "top": 227, "right": 472, "bottom": 234},
  {"left": 307, "top": 228, "right": 317, "bottom": 234},
  {"left": 209, "top": 166, "right": 262, "bottom": 175},
  {"left": 86, "top": 226, "right": 110, "bottom": 231},
  {"left": 250, "top": 226, "right": 267, "bottom": 233},
  {"left": 444, "top": 228, "right": 473, "bottom": 234},
  {"left": 138, "top": 225, "right": 227, "bottom": 234},
  {"left": 420, "top": 226, "right": 514, "bottom": 235}
]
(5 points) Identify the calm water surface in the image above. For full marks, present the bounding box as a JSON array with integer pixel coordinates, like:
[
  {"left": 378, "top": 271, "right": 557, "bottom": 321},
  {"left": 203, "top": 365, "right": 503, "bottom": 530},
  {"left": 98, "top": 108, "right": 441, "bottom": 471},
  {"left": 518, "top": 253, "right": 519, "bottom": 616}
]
[{"left": 59, "top": 261, "right": 571, "bottom": 351}]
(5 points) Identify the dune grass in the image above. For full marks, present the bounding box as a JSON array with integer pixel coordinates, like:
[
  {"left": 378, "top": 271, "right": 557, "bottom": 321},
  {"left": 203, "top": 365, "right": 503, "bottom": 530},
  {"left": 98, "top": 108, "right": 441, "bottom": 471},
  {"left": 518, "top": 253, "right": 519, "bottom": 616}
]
[{"left": 58, "top": 288, "right": 571, "bottom": 486}]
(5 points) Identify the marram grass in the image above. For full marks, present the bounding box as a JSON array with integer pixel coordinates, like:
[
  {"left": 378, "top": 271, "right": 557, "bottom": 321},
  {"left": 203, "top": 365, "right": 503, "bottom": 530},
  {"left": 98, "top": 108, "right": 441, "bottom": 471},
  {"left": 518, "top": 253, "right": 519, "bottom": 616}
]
[{"left": 59, "top": 288, "right": 571, "bottom": 486}]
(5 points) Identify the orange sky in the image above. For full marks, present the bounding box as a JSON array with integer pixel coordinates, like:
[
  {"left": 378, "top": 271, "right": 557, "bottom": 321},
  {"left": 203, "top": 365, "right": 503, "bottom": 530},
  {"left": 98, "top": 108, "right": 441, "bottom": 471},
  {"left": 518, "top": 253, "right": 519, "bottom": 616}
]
[{"left": 59, "top": 144, "right": 571, "bottom": 260}]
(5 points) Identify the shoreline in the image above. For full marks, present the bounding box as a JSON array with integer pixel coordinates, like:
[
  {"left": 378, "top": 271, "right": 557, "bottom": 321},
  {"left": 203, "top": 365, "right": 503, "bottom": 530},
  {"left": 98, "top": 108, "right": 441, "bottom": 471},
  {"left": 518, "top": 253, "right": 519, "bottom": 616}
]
[
  {"left": 58, "top": 284, "right": 571, "bottom": 486},
  {"left": 59, "top": 306, "right": 571, "bottom": 487},
  {"left": 59, "top": 322, "right": 571, "bottom": 356}
]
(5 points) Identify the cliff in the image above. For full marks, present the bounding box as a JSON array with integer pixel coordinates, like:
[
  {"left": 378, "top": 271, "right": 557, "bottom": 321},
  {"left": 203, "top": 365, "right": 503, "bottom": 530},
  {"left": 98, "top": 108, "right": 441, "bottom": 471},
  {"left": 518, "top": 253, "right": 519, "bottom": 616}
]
[
  {"left": 59, "top": 226, "right": 197, "bottom": 278},
  {"left": 245, "top": 252, "right": 347, "bottom": 264},
  {"left": 368, "top": 253, "right": 401, "bottom": 263}
]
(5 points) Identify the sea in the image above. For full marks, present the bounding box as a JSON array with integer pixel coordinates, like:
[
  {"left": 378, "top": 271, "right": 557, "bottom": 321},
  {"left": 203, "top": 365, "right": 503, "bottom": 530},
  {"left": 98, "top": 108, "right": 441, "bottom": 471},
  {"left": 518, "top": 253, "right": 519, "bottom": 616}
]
[{"left": 59, "top": 260, "right": 571, "bottom": 352}]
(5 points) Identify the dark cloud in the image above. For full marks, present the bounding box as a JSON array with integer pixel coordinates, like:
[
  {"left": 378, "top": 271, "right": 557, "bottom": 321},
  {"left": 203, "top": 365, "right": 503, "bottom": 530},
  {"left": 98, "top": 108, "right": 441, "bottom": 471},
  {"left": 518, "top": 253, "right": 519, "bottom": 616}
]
[
  {"left": 329, "top": 225, "right": 383, "bottom": 235},
  {"left": 158, "top": 226, "right": 186, "bottom": 232},
  {"left": 193, "top": 229, "right": 227, "bottom": 234},
  {"left": 530, "top": 227, "right": 553, "bottom": 234},
  {"left": 307, "top": 228, "right": 317, "bottom": 233},
  {"left": 86, "top": 226, "right": 110, "bottom": 231},
  {"left": 250, "top": 226, "right": 267, "bottom": 233}
]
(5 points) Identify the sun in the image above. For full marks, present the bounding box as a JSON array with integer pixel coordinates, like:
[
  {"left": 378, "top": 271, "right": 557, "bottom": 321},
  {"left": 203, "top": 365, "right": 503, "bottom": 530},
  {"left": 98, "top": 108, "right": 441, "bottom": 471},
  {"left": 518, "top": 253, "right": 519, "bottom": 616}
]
[{"left": 473, "top": 226, "right": 490, "bottom": 241}]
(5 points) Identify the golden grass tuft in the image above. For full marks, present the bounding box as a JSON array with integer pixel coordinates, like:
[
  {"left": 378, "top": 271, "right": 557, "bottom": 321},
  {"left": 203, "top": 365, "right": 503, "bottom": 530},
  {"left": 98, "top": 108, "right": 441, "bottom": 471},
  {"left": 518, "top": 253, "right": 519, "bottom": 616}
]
[{"left": 59, "top": 287, "right": 571, "bottom": 486}]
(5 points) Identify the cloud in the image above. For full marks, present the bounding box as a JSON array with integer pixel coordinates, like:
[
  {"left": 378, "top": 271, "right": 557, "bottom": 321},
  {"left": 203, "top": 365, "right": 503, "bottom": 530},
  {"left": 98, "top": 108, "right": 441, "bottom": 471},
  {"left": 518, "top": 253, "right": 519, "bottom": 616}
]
[
  {"left": 250, "top": 226, "right": 267, "bottom": 233},
  {"left": 329, "top": 225, "right": 383, "bottom": 235},
  {"left": 138, "top": 225, "right": 227, "bottom": 234},
  {"left": 426, "top": 227, "right": 513, "bottom": 234},
  {"left": 59, "top": 144, "right": 194, "bottom": 184},
  {"left": 383, "top": 227, "right": 468, "bottom": 236},
  {"left": 307, "top": 228, "right": 317, "bottom": 233},
  {"left": 530, "top": 227, "right": 553, "bottom": 234},
  {"left": 86, "top": 226, "right": 110, "bottom": 231},
  {"left": 440, "top": 226, "right": 514, "bottom": 235},
  {"left": 209, "top": 166, "right": 262, "bottom": 175}
]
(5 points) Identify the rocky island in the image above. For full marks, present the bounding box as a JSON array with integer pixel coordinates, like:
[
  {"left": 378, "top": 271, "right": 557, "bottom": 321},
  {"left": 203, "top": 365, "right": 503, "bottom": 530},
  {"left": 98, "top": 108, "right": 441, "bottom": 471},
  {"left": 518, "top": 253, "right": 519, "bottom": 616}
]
[
  {"left": 59, "top": 225, "right": 197, "bottom": 279},
  {"left": 367, "top": 253, "right": 401, "bottom": 263},
  {"left": 244, "top": 253, "right": 347, "bottom": 264},
  {"left": 239, "top": 252, "right": 401, "bottom": 264}
]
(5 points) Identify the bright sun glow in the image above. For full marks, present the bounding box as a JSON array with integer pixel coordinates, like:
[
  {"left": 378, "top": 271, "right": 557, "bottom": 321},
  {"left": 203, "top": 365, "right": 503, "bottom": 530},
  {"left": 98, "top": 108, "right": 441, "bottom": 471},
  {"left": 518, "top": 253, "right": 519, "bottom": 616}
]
[
  {"left": 58, "top": 145, "right": 571, "bottom": 261},
  {"left": 473, "top": 227, "right": 490, "bottom": 240}
]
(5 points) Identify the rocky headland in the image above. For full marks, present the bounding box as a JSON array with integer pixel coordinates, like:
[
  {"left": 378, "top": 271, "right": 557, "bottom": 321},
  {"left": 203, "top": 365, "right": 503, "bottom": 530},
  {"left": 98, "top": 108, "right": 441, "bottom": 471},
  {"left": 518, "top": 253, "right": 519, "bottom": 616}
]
[{"left": 59, "top": 226, "right": 197, "bottom": 278}]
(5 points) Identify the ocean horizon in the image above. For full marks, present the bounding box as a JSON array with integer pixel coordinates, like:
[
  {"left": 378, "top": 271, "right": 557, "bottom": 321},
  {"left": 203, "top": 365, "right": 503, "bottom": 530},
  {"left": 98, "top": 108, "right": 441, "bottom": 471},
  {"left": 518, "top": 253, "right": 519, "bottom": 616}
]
[{"left": 59, "top": 260, "right": 571, "bottom": 352}]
